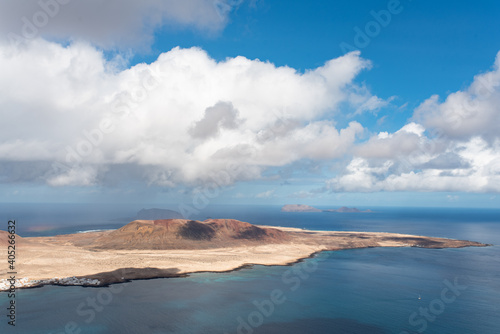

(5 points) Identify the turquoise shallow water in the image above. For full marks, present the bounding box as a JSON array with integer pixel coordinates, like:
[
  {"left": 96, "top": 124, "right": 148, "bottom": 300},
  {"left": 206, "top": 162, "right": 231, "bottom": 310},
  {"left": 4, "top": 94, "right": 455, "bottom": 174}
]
[{"left": 0, "top": 205, "right": 499, "bottom": 333}]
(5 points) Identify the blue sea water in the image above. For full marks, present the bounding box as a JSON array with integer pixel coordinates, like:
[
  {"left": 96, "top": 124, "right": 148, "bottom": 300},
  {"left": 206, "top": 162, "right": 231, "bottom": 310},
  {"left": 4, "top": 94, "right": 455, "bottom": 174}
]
[{"left": 0, "top": 204, "right": 499, "bottom": 334}]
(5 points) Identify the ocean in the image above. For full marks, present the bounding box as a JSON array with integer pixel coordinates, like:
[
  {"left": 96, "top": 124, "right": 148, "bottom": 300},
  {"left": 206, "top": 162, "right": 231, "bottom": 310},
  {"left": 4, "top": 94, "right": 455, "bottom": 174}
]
[{"left": 0, "top": 203, "right": 499, "bottom": 333}]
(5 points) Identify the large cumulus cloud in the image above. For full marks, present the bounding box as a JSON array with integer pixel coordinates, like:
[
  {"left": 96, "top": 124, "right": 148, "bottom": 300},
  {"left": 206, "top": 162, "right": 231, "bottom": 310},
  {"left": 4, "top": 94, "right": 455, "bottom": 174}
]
[{"left": 0, "top": 39, "right": 374, "bottom": 187}]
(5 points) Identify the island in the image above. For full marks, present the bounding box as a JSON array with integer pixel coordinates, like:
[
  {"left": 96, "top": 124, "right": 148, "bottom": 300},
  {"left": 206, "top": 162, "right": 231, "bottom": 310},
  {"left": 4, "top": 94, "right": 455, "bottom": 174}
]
[
  {"left": 111, "top": 207, "right": 183, "bottom": 222},
  {"left": 281, "top": 204, "right": 322, "bottom": 212},
  {"left": 134, "top": 208, "right": 183, "bottom": 220},
  {"left": 282, "top": 204, "right": 372, "bottom": 213},
  {"left": 0, "top": 219, "right": 489, "bottom": 291}
]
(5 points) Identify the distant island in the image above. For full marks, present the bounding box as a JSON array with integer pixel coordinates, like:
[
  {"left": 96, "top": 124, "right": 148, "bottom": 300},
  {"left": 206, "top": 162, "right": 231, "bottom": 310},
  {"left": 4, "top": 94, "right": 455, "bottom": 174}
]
[
  {"left": 0, "top": 218, "right": 489, "bottom": 291},
  {"left": 281, "top": 204, "right": 372, "bottom": 213},
  {"left": 134, "top": 208, "right": 183, "bottom": 220},
  {"left": 281, "top": 204, "right": 322, "bottom": 212},
  {"left": 112, "top": 208, "right": 183, "bottom": 222}
]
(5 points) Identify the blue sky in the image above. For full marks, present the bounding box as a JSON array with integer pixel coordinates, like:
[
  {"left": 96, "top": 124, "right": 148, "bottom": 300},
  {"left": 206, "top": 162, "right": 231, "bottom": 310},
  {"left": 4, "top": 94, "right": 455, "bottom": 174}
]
[
  {"left": 0, "top": 0, "right": 499, "bottom": 208},
  {"left": 144, "top": 0, "right": 500, "bottom": 106}
]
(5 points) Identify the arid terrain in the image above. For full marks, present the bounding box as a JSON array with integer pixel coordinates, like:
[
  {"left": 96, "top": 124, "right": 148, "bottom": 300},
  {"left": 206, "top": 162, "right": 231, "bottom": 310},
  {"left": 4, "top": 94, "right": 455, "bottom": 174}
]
[{"left": 0, "top": 219, "right": 489, "bottom": 290}]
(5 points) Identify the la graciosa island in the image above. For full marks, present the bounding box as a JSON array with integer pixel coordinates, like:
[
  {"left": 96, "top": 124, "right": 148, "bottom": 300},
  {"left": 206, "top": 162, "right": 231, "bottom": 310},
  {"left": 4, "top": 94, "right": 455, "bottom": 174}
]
[{"left": 0, "top": 218, "right": 489, "bottom": 291}]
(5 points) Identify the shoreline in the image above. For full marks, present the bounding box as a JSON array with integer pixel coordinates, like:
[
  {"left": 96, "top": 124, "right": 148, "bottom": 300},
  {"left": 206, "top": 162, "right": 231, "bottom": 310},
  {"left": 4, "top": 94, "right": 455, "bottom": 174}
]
[
  {"left": 1, "top": 257, "right": 314, "bottom": 292},
  {"left": 0, "top": 225, "right": 491, "bottom": 291},
  {"left": 0, "top": 245, "right": 490, "bottom": 292}
]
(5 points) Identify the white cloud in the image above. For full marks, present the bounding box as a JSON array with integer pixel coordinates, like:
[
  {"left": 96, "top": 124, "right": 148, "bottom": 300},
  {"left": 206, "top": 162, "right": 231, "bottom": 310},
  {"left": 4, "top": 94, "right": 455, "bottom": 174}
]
[
  {"left": 326, "top": 52, "right": 500, "bottom": 194},
  {"left": 348, "top": 89, "right": 393, "bottom": 115},
  {"left": 0, "top": 0, "right": 238, "bottom": 50},
  {"left": 289, "top": 190, "right": 315, "bottom": 199},
  {"left": 328, "top": 129, "right": 500, "bottom": 193},
  {"left": 414, "top": 51, "right": 500, "bottom": 141},
  {"left": 255, "top": 189, "right": 275, "bottom": 198},
  {"left": 4, "top": 37, "right": 498, "bottom": 194},
  {"left": 354, "top": 122, "right": 429, "bottom": 160},
  {"left": 0, "top": 40, "right": 377, "bottom": 187},
  {"left": 396, "top": 122, "right": 426, "bottom": 136}
]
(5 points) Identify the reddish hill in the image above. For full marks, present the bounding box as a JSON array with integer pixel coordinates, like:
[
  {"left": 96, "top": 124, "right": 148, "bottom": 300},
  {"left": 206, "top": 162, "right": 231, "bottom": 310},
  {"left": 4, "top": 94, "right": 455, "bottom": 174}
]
[
  {"left": 0, "top": 230, "right": 8, "bottom": 246},
  {"left": 0, "top": 230, "right": 18, "bottom": 246},
  {"left": 90, "top": 219, "right": 290, "bottom": 250}
]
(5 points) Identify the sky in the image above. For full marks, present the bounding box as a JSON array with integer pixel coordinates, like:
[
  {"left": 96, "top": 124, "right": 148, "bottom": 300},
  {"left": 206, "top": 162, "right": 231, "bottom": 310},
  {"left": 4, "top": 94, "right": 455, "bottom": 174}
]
[{"left": 0, "top": 0, "right": 500, "bottom": 208}]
